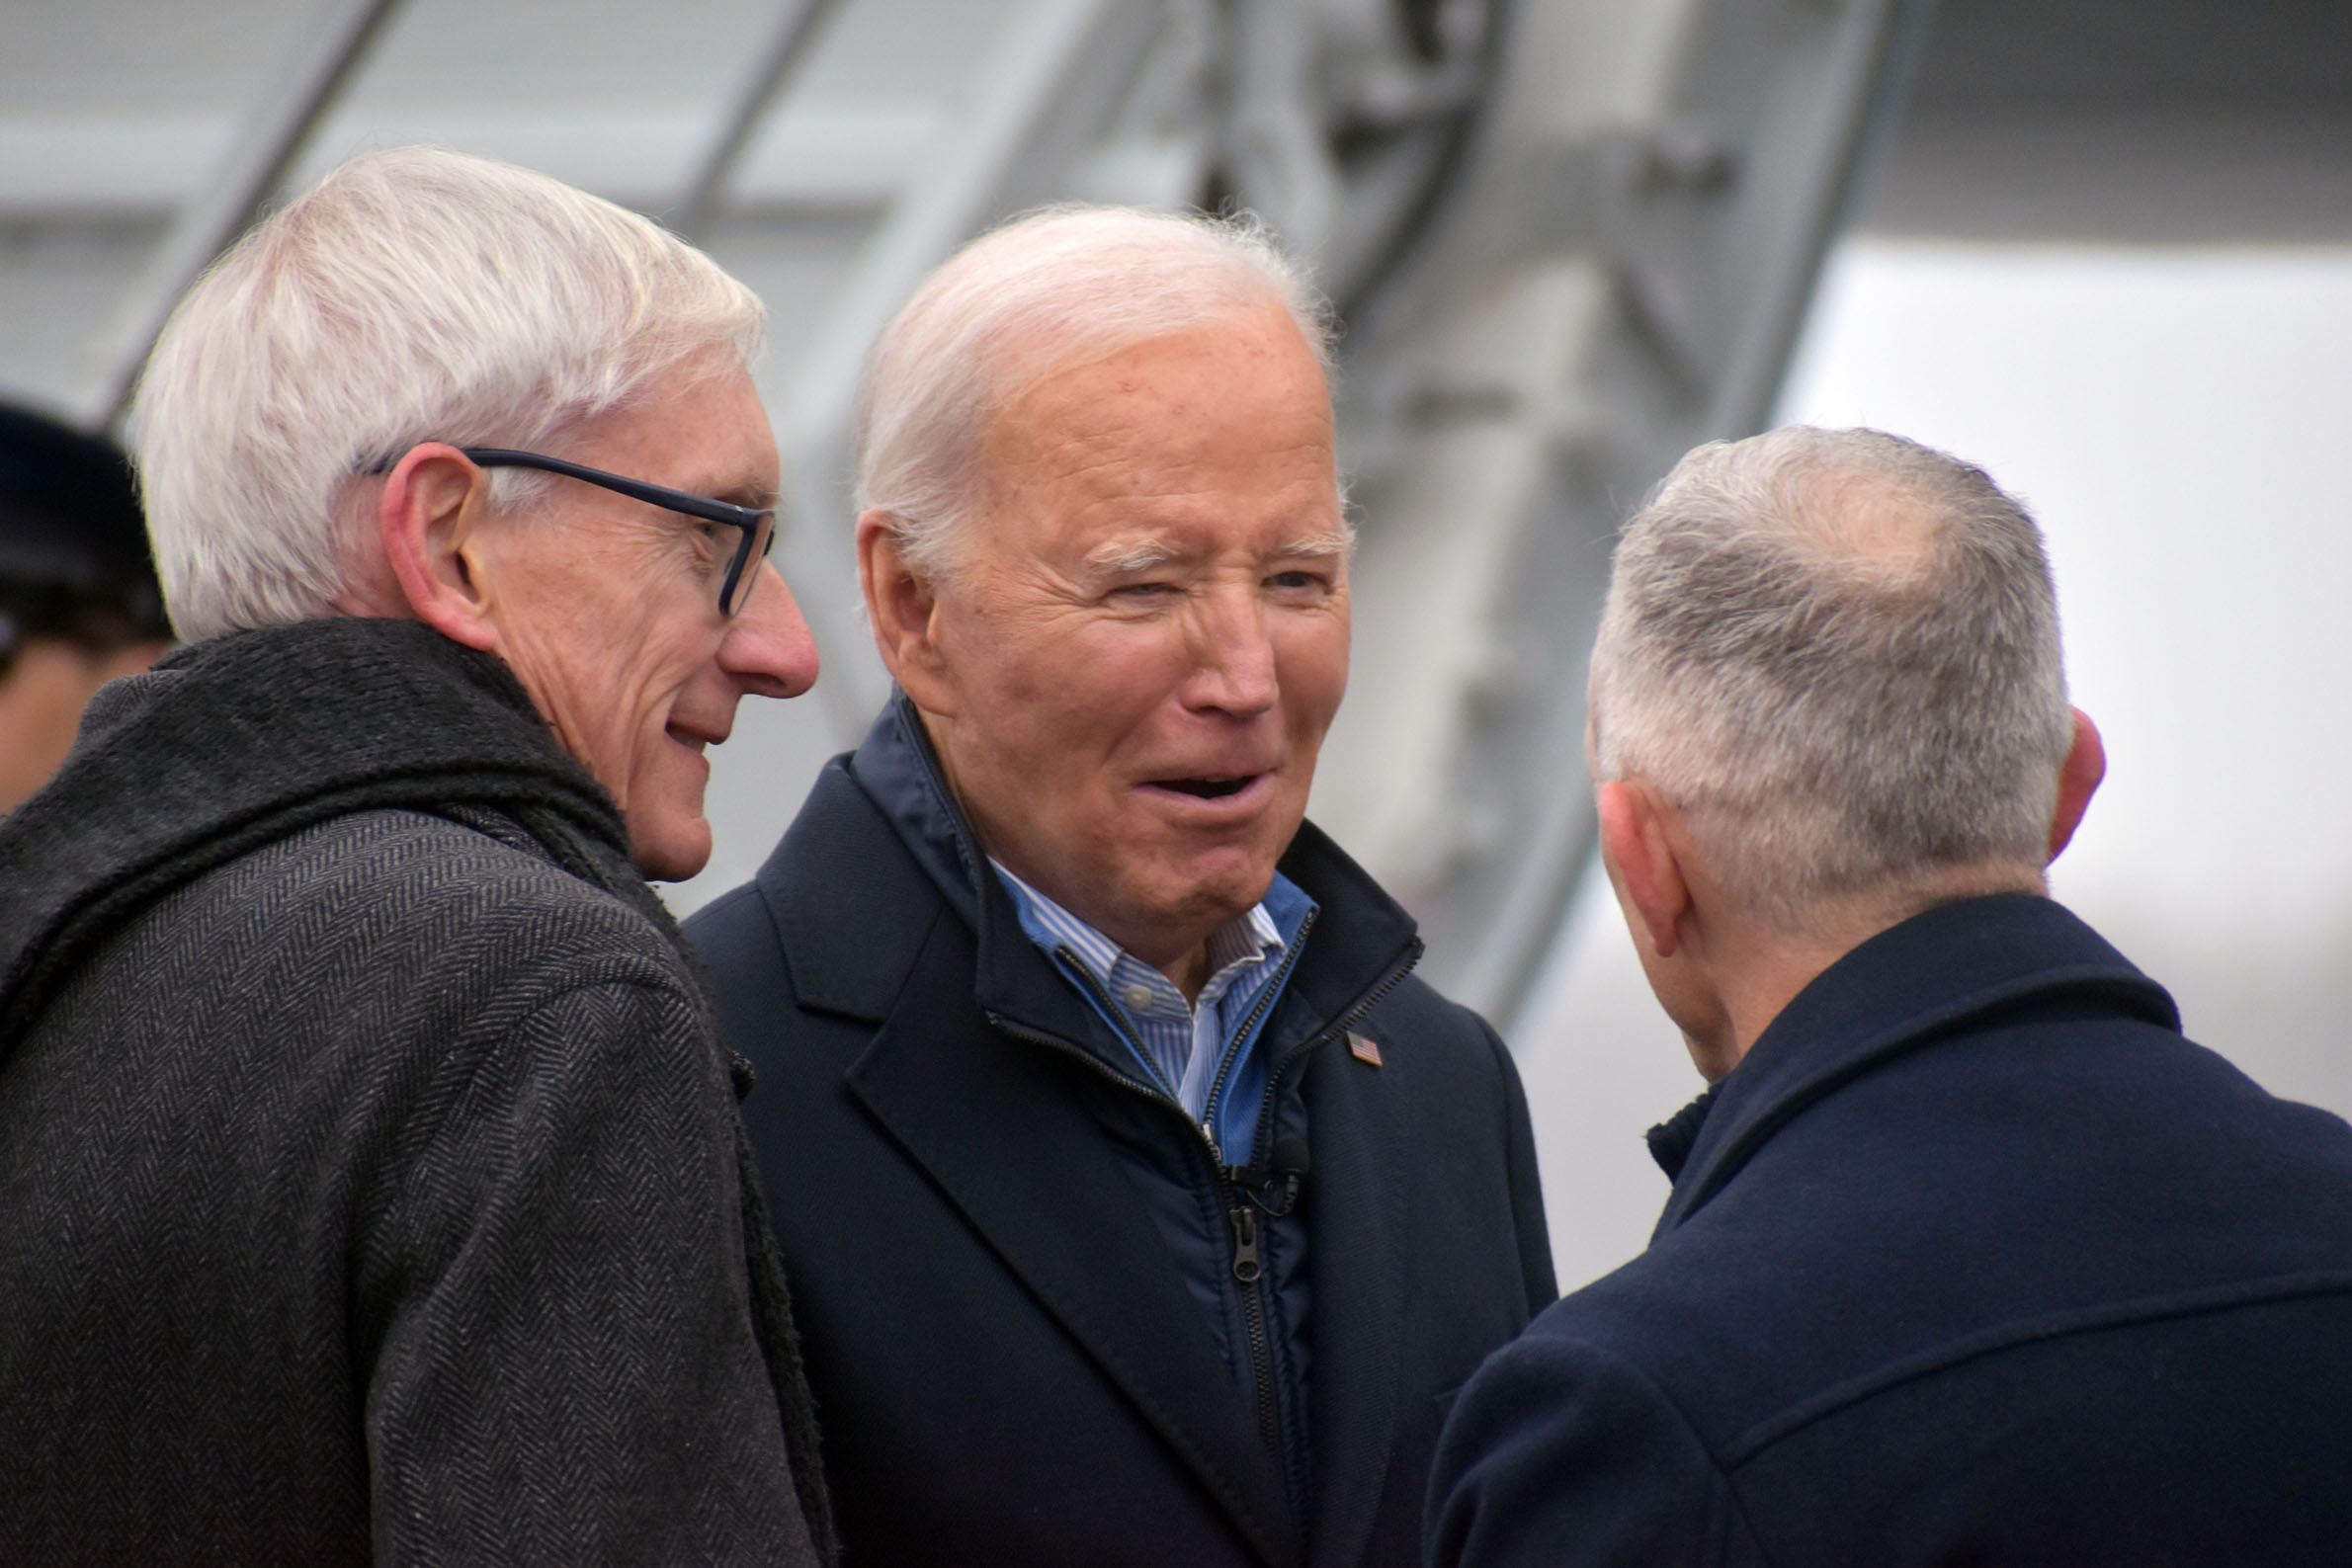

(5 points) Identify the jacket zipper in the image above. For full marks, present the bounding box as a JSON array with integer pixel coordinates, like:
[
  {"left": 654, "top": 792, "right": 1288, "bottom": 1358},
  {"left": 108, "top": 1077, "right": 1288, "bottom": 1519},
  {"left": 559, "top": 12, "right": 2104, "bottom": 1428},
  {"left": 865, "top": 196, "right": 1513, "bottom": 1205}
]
[
  {"left": 1226, "top": 1200, "right": 1280, "bottom": 1456},
  {"left": 1198, "top": 910, "right": 1316, "bottom": 1461}
]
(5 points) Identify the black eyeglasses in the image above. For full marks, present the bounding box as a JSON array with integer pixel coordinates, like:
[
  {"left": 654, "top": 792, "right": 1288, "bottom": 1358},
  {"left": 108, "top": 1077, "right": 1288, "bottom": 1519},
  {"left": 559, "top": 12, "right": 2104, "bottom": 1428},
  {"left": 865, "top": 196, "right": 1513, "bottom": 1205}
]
[{"left": 369, "top": 446, "right": 777, "bottom": 616}]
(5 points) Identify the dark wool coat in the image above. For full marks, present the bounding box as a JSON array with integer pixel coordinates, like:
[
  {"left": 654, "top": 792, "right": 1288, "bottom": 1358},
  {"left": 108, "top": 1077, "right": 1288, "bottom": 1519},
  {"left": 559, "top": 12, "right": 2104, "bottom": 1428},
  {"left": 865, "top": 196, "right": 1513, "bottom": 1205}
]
[
  {"left": 686, "top": 699, "right": 1555, "bottom": 1568},
  {"left": 1429, "top": 893, "right": 2352, "bottom": 1568},
  {"left": 0, "top": 619, "right": 829, "bottom": 1566}
]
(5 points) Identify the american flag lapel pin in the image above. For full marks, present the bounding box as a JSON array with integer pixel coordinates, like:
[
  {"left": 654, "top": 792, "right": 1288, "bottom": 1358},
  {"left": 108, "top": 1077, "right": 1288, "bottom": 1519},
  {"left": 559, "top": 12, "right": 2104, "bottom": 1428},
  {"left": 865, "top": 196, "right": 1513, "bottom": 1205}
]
[{"left": 1348, "top": 1032, "right": 1383, "bottom": 1067}]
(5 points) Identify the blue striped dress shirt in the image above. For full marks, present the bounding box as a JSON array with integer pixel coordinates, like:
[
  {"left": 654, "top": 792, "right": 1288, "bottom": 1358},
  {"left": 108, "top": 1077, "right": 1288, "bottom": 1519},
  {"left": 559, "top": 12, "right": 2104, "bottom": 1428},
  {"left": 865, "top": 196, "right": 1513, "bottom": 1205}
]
[{"left": 991, "top": 859, "right": 1316, "bottom": 1156}]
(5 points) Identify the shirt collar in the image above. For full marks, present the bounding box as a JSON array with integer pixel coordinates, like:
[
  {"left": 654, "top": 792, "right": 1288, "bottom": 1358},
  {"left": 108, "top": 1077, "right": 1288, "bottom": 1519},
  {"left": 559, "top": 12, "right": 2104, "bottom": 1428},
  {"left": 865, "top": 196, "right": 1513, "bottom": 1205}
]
[{"left": 990, "top": 858, "right": 1307, "bottom": 1005}]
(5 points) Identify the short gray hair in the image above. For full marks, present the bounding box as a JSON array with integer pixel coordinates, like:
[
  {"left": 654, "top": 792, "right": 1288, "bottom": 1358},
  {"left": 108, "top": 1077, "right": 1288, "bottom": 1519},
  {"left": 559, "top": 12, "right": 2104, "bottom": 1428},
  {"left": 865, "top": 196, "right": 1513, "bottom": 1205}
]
[
  {"left": 132, "top": 146, "right": 765, "bottom": 642},
  {"left": 854, "top": 204, "right": 1335, "bottom": 581},
  {"left": 1589, "top": 426, "right": 2073, "bottom": 931}
]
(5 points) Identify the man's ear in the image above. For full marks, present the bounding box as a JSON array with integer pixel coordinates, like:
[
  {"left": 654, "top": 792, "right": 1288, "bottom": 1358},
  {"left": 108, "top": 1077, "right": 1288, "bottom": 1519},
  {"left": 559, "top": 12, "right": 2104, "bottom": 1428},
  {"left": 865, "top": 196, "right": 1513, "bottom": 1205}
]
[
  {"left": 856, "top": 509, "right": 955, "bottom": 713},
  {"left": 2047, "top": 706, "right": 2106, "bottom": 863},
  {"left": 1597, "top": 778, "right": 1691, "bottom": 959},
  {"left": 378, "top": 445, "right": 501, "bottom": 652}
]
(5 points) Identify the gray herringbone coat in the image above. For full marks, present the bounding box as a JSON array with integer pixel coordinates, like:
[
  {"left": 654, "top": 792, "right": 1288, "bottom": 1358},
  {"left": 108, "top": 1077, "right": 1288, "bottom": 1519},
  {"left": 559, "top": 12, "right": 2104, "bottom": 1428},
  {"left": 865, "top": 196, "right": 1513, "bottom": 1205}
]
[{"left": 0, "top": 619, "right": 828, "bottom": 1565}]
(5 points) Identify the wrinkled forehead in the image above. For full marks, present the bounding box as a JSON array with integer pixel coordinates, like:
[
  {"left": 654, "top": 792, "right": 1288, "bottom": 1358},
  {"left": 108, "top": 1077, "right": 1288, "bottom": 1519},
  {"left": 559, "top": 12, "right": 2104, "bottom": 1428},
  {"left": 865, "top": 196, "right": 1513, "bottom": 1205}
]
[
  {"left": 971, "top": 312, "right": 1337, "bottom": 532},
  {"left": 979, "top": 286, "right": 1330, "bottom": 406}
]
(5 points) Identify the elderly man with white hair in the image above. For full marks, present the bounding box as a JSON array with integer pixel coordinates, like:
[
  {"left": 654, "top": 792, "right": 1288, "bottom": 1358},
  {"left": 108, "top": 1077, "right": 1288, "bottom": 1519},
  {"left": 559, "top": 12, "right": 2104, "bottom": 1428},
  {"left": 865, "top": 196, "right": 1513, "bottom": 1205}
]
[
  {"left": 0, "top": 149, "right": 832, "bottom": 1562},
  {"left": 1427, "top": 427, "right": 2352, "bottom": 1567},
  {"left": 687, "top": 207, "right": 1555, "bottom": 1567}
]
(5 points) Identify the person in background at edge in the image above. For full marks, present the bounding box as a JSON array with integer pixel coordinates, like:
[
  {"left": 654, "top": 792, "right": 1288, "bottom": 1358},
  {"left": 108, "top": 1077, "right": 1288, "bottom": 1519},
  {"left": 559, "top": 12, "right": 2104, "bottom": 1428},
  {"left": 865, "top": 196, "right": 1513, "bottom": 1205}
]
[
  {"left": 1428, "top": 426, "right": 2352, "bottom": 1567},
  {"left": 0, "top": 147, "right": 833, "bottom": 1564},
  {"left": 0, "top": 401, "right": 173, "bottom": 814},
  {"left": 687, "top": 205, "right": 1556, "bottom": 1568}
]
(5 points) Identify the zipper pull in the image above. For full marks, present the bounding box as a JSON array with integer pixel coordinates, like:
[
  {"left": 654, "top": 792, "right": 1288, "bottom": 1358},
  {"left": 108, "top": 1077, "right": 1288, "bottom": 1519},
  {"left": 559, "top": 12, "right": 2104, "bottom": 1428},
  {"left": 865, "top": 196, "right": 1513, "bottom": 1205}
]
[{"left": 1228, "top": 1204, "right": 1263, "bottom": 1282}]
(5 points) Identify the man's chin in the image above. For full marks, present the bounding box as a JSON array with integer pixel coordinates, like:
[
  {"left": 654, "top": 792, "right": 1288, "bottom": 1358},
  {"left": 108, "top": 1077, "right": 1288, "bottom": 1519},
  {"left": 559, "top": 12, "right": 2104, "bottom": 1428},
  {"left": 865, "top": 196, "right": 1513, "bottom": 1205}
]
[
  {"left": 1132, "top": 857, "right": 1284, "bottom": 934},
  {"left": 629, "top": 812, "right": 714, "bottom": 884}
]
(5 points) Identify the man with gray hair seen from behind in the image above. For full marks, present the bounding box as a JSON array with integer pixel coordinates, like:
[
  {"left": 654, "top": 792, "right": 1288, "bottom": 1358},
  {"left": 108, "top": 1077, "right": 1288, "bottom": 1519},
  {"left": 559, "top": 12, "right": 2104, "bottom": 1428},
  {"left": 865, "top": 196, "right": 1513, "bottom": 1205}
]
[
  {"left": 687, "top": 205, "right": 1554, "bottom": 1568},
  {"left": 1428, "top": 426, "right": 2352, "bottom": 1567},
  {"left": 0, "top": 147, "right": 832, "bottom": 1564}
]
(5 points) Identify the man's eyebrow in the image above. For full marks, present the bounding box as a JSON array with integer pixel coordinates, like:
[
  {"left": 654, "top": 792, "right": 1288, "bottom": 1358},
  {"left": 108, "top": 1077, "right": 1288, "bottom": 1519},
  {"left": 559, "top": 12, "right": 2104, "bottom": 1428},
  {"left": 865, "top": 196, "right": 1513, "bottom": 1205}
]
[
  {"left": 709, "top": 479, "right": 780, "bottom": 512},
  {"left": 1079, "top": 531, "right": 1353, "bottom": 575},
  {"left": 1271, "top": 531, "right": 1353, "bottom": 558},
  {"left": 1082, "top": 538, "right": 1185, "bottom": 574}
]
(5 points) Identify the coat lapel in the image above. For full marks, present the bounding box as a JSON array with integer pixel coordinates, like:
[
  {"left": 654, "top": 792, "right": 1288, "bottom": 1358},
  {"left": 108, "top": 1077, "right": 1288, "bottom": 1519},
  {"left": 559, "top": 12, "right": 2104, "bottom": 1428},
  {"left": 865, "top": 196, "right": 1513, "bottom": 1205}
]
[{"left": 844, "top": 916, "right": 1302, "bottom": 1568}]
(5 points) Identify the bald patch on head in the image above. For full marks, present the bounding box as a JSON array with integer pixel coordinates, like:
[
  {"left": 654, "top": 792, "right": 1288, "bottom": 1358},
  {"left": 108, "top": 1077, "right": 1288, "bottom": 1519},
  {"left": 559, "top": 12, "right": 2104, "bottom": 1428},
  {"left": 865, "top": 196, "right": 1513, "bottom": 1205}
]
[{"left": 1789, "top": 468, "right": 1946, "bottom": 584}]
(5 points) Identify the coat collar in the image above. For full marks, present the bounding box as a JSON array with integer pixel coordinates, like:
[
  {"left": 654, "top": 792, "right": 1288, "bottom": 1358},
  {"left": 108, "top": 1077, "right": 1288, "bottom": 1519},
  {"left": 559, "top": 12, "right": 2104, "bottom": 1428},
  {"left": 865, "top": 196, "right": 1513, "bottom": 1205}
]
[
  {"left": 815, "top": 691, "right": 1425, "bottom": 1078},
  {"left": 1650, "top": 893, "right": 2180, "bottom": 1235}
]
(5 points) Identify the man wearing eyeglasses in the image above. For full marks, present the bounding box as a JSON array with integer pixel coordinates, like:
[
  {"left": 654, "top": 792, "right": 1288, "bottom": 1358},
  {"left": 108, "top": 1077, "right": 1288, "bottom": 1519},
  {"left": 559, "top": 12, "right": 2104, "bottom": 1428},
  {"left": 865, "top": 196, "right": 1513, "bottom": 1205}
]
[{"left": 0, "top": 148, "right": 829, "bottom": 1564}]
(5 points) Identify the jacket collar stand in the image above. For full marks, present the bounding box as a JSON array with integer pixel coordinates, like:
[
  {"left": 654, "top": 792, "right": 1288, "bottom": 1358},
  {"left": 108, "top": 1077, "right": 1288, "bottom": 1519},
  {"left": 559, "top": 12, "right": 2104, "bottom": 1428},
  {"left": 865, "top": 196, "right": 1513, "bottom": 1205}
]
[{"left": 1649, "top": 892, "right": 2180, "bottom": 1235}]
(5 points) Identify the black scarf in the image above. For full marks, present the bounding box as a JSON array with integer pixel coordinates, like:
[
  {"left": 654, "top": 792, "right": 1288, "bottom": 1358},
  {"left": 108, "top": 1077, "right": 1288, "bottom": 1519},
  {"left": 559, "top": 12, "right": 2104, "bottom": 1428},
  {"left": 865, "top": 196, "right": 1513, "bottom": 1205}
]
[{"left": 0, "top": 616, "right": 655, "bottom": 1045}]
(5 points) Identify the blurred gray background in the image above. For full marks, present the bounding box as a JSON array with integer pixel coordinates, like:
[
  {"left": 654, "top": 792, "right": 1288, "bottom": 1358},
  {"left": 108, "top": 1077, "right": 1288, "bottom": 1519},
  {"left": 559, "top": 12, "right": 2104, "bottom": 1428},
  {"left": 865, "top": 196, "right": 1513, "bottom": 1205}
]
[{"left": 3, "top": 0, "right": 2345, "bottom": 1289}]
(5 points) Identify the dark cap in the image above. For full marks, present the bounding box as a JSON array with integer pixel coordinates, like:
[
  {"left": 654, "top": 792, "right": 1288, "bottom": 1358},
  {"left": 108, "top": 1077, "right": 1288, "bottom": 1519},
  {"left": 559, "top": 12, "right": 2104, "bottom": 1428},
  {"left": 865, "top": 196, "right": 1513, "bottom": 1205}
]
[{"left": 0, "top": 402, "right": 169, "bottom": 641}]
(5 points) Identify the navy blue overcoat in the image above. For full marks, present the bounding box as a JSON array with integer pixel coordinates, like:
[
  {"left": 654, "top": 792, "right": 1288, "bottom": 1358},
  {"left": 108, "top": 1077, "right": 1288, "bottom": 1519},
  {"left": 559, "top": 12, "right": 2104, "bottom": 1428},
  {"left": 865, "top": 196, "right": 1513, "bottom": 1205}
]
[
  {"left": 1432, "top": 893, "right": 2352, "bottom": 1566},
  {"left": 690, "top": 705, "right": 1554, "bottom": 1568}
]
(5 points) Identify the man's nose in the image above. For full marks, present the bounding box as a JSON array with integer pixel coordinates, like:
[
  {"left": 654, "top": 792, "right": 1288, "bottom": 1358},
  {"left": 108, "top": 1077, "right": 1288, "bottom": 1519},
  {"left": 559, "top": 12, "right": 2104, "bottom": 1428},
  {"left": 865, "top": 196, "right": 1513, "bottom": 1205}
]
[
  {"left": 1184, "top": 587, "right": 1277, "bottom": 717},
  {"left": 720, "top": 560, "right": 820, "bottom": 699}
]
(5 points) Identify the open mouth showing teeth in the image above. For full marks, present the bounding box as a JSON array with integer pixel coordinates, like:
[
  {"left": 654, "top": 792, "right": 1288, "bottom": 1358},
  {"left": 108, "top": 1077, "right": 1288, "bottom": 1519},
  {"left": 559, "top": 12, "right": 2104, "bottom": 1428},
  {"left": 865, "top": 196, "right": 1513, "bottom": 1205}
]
[{"left": 1158, "top": 776, "right": 1256, "bottom": 799}]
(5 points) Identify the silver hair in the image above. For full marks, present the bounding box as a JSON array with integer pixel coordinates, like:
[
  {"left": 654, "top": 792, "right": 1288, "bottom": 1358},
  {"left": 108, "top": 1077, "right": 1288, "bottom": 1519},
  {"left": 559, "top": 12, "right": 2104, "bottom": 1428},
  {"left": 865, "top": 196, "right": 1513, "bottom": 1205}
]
[
  {"left": 131, "top": 145, "right": 766, "bottom": 642},
  {"left": 1589, "top": 426, "right": 2074, "bottom": 932},
  {"left": 854, "top": 204, "right": 1337, "bottom": 581}
]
